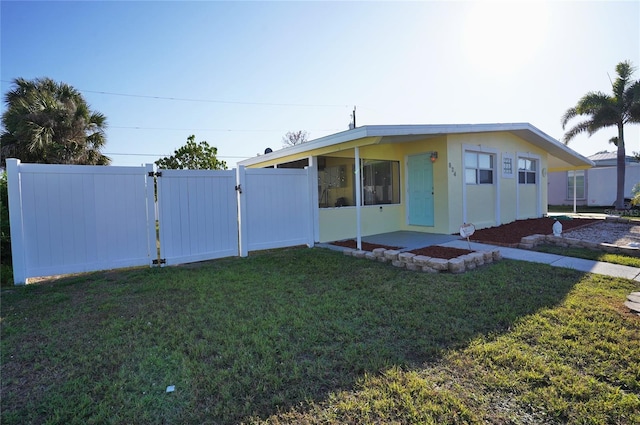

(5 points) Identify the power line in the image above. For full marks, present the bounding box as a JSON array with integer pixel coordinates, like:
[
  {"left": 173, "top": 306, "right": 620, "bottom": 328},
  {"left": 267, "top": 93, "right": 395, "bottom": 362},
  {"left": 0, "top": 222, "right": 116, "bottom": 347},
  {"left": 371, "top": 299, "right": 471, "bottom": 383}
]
[
  {"left": 80, "top": 89, "right": 348, "bottom": 108},
  {"left": 110, "top": 125, "right": 342, "bottom": 132},
  {"left": 104, "top": 152, "right": 252, "bottom": 159},
  {"left": 0, "top": 80, "right": 349, "bottom": 108}
]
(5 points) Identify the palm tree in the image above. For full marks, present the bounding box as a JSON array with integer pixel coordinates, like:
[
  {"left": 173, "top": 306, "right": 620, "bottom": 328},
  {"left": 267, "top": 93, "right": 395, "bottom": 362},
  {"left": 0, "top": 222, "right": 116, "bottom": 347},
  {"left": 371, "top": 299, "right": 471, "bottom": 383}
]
[
  {"left": 562, "top": 61, "right": 640, "bottom": 209},
  {"left": 1, "top": 77, "right": 110, "bottom": 166}
]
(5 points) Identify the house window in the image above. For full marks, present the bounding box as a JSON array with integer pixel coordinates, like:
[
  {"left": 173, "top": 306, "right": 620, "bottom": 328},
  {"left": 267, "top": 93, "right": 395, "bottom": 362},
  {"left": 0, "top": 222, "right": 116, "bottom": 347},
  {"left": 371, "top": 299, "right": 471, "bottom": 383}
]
[
  {"left": 465, "top": 152, "right": 494, "bottom": 184},
  {"left": 318, "top": 157, "right": 354, "bottom": 208},
  {"left": 518, "top": 158, "right": 537, "bottom": 184},
  {"left": 360, "top": 159, "right": 400, "bottom": 205},
  {"left": 503, "top": 157, "right": 513, "bottom": 176},
  {"left": 567, "top": 170, "right": 585, "bottom": 199}
]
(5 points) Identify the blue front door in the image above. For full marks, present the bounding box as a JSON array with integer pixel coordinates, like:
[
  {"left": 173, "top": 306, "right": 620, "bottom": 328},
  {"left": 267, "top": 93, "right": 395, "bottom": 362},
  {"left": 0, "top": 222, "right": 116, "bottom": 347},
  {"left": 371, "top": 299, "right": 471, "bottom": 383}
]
[{"left": 408, "top": 154, "right": 434, "bottom": 226}]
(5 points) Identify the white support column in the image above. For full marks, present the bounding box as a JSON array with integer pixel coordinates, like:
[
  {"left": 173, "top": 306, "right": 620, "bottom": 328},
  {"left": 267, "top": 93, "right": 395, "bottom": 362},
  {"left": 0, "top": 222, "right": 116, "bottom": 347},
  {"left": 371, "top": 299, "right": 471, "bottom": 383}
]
[
  {"left": 237, "top": 166, "right": 248, "bottom": 257},
  {"left": 355, "top": 147, "right": 362, "bottom": 250},
  {"left": 6, "top": 159, "right": 27, "bottom": 285},
  {"left": 573, "top": 171, "right": 577, "bottom": 214},
  {"left": 307, "top": 156, "right": 319, "bottom": 246}
]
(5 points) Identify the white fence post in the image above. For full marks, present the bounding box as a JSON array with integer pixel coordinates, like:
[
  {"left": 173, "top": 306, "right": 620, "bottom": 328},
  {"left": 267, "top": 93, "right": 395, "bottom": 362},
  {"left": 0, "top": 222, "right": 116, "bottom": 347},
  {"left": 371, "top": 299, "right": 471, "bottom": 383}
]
[
  {"left": 145, "top": 164, "right": 157, "bottom": 266},
  {"left": 237, "top": 166, "right": 248, "bottom": 257},
  {"left": 6, "top": 159, "right": 27, "bottom": 285}
]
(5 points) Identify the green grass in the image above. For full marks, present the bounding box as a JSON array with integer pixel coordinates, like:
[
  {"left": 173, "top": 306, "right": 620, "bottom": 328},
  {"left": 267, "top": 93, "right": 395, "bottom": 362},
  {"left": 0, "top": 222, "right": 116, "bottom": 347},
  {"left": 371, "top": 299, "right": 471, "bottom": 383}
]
[
  {"left": 1, "top": 248, "right": 639, "bottom": 424},
  {"left": 534, "top": 244, "right": 640, "bottom": 267},
  {"left": 548, "top": 205, "right": 610, "bottom": 214},
  {"left": 548, "top": 204, "right": 640, "bottom": 220}
]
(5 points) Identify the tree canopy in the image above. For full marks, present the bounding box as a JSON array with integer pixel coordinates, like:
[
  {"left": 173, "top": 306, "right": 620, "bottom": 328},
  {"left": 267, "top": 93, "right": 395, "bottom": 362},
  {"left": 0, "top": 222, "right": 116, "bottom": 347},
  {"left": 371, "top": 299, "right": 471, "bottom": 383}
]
[
  {"left": 282, "top": 130, "right": 309, "bottom": 148},
  {"left": 155, "top": 135, "right": 227, "bottom": 170},
  {"left": 1, "top": 77, "right": 110, "bottom": 166},
  {"left": 561, "top": 60, "right": 640, "bottom": 209}
]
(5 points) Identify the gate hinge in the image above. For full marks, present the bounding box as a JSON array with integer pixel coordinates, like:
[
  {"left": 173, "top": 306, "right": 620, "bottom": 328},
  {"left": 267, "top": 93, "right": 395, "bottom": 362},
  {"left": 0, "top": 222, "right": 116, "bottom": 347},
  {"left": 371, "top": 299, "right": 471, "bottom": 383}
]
[
  {"left": 149, "top": 171, "right": 163, "bottom": 177},
  {"left": 235, "top": 184, "right": 242, "bottom": 193},
  {"left": 153, "top": 258, "right": 166, "bottom": 265}
]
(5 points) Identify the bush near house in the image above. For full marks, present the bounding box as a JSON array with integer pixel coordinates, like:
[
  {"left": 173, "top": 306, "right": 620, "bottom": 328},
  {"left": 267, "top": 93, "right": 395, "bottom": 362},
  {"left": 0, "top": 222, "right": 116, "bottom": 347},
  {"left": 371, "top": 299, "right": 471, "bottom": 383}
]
[{"left": 632, "top": 182, "right": 640, "bottom": 207}]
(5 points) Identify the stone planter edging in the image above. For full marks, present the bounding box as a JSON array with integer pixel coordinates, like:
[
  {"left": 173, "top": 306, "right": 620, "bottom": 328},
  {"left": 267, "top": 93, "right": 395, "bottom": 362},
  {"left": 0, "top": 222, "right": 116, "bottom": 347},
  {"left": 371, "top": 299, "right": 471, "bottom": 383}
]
[{"left": 342, "top": 246, "right": 502, "bottom": 274}]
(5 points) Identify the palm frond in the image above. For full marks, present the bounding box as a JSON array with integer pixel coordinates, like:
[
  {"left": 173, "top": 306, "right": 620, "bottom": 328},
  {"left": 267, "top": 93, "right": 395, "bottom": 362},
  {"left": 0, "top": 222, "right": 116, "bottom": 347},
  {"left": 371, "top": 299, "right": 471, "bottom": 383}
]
[
  {"left": 1, "top": 77, "right": 110, "bottom": 165},
  {"left": 561, "top": 107, "right": 578, "bottom": 129},
  {"left": 562, "top": 120, "right": 591, "bottom": 144},
  {"left": 625, "top": 80, "right": 640, "bottom": 123}
]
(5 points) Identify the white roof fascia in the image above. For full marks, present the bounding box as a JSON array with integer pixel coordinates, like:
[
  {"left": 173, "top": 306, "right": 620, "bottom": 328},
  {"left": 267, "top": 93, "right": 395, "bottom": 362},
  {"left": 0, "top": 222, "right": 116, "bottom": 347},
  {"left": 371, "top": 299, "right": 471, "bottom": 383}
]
[
  {"left": 237, "top": 123, "right": 594, "bottom": 168},
  {"left": 238, "top": 127, "right": 371, "bottom": 166},
  {"left": 506, "top": 123, "right": 594, "bottom": 168}
]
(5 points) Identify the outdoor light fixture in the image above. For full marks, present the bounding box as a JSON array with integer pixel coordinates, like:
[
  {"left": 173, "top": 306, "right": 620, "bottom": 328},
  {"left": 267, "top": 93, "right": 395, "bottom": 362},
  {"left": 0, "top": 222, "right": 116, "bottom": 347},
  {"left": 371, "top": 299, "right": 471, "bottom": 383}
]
[{"left": 430, "top": 151, "right": 438, "bottom": 162}]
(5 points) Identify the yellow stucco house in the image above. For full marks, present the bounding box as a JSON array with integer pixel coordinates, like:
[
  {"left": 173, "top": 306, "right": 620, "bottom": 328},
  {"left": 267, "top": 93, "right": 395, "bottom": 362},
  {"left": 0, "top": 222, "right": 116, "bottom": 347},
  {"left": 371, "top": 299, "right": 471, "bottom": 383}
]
[{"left": 238, "top": 123, "right": 594, "bottom": 243}]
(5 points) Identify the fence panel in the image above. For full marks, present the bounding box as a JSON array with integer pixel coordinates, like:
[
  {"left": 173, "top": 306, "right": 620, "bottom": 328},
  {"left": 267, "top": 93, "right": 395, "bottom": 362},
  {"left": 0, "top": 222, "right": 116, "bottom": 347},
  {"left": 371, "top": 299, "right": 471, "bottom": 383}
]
[
  {"left": 156, "top": 169, "right": 238, "bottom": 265},
  {"left": 6, "top": 160, "right": 154, "bottom": 284},
  {"left": 7, "top": 161, "right": 315, "bottom": 284},
  {"left": 241, "top": 167, "right": 314, "bottom": 253}
]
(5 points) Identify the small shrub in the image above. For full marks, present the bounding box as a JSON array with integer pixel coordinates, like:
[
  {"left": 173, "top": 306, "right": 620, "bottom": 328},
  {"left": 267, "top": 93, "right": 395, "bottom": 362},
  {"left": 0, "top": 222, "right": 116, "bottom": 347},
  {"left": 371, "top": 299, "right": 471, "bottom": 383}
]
[{"left": 632, "top": 182, "right": 640, "bottom": 207}]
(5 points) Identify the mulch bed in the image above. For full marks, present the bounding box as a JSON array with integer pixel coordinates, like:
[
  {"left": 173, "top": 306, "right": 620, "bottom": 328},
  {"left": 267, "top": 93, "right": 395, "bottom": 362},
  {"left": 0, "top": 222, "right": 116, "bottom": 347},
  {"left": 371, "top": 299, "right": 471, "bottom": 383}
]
[
  {"left": 329, "top": 217, "right": 601, "bottom": 256},
  {"left": 330, "top": 240, "right": 474, "bottom": 260},
  {"left": 469, "top": 217, "right": 599, "bottom": 246},
  {"left": 407, "top": 246, "right": 474, "bottom": 260},
  {"left": 329, "top": 240, "right": 402, "bottom": 252}
]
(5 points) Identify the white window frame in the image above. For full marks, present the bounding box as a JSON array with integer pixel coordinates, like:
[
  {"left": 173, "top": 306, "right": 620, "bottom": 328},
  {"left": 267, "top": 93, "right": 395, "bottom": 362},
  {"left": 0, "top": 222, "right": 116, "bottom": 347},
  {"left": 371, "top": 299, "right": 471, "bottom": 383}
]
[
  {"left": 502, "top": 152, "right": 515, "bottom": 179},
  {"left": 462, "top": 145, "right": 500, "bottom": 225},
  {"left": 567, "top": 170, "right": 586, "bottom": 200},
  {"left": 516, "top": 152, "right": 543, "bottom": 218},
  {"left": 465, "top": 151, "right": 495, "bottom": 185},
  {"left": 517, "top": 157, "right": 537, "bottom": 184},
  {"left": 360, "top": 158, "right": 401, "bottom": 206}
]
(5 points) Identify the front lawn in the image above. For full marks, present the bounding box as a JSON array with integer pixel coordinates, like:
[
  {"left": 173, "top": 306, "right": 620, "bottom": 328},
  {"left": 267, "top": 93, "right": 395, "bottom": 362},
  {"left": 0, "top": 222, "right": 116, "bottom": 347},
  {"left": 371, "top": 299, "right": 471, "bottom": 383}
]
[{"left": 1, "top": 248, "right": 638, "bottom": 424}]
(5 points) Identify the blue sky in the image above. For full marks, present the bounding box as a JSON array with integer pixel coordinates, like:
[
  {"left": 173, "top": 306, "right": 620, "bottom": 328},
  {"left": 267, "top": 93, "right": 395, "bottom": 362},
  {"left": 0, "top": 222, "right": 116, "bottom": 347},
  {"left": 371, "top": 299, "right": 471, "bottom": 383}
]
[{"left": 1, "top": 0, "right": 639, "bottom": 167}]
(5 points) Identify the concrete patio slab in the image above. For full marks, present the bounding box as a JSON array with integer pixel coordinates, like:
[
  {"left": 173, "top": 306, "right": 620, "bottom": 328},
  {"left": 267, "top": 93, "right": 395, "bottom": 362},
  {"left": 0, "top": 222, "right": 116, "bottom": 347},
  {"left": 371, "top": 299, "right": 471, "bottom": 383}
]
[{"left": 359, "top": 231, "right": 460, "bottom": 251}]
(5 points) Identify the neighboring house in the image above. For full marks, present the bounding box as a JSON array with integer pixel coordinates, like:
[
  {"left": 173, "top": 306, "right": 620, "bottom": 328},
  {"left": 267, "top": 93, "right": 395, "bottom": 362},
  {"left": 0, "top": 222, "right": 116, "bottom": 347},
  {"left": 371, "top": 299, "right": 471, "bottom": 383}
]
[
  {"left": 548, "top": 151, "right": 640, "bottom": 207},
  {"left": 239, "top": 123, "right": 593, "bottom": 243}
]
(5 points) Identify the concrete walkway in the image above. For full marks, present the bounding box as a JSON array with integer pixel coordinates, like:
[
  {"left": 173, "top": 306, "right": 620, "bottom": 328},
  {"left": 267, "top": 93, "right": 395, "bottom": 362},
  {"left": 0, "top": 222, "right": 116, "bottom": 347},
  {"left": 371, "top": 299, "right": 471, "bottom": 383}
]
[{"left": 441, "top": 239, "right": 640, "bottom": 281}]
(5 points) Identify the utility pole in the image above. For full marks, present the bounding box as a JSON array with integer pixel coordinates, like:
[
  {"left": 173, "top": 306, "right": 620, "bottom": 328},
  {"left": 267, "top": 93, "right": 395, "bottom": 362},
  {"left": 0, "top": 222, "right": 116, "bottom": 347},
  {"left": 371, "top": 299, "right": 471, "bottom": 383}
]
[{"left": 349, "top": 106, "right": 356, "bottom": 129}]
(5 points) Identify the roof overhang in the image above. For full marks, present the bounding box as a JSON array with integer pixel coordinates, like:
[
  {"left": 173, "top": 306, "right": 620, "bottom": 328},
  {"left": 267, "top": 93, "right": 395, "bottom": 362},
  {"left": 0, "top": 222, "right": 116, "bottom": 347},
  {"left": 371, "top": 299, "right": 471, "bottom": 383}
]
[{"left": 238, "top": 123, "right": 594, "bottom": 170}]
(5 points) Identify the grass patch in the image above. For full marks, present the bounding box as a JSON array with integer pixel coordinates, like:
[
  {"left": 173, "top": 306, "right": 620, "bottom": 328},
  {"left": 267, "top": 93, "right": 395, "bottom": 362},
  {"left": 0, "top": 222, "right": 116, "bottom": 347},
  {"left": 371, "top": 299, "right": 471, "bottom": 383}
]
[
  {"left": 534, "top": 244, "right": 640, "bottom": 267},
  {"left": 1, "top": 248, "right": 639, "bottom": 424},
  {"left": 548, "top": 205, "right": 609, "bottom": 214}
]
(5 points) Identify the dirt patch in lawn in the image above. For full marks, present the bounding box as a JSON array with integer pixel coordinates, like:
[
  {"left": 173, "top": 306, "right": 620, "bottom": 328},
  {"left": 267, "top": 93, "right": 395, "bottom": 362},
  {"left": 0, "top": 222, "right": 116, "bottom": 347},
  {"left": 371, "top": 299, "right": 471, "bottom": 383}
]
[{"left": 469, "top": 217, "right": 600, "bottom": 246}]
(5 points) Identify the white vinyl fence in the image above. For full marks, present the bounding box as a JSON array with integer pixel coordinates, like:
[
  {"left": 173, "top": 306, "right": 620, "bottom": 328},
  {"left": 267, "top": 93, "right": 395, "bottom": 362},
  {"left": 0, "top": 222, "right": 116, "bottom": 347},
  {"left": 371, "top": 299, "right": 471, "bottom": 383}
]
[
  {"left": 6, "top": 159, "right": 314, "bottom": 284},
  {"left": 239, "top": 167, "right": 315, "bottom": 255},
  {"left": 156, "top": 169, "right": 238, "bottom": 266}
]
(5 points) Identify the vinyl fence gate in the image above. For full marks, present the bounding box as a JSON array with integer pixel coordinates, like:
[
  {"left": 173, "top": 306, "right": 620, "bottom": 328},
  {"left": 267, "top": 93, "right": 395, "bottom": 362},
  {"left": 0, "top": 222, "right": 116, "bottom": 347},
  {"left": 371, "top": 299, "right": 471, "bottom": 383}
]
[{"left": 6, "top": 159, "right": 315, "bottom": 284}]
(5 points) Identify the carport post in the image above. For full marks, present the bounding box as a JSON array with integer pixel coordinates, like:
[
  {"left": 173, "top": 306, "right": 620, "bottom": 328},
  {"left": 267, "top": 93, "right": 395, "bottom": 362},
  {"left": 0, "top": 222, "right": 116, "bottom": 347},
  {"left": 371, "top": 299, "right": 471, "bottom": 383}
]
[
  {"left": 355, "top": 147, "right": 362, "bottom": 250},
  {"left": 573, "top": 171, "right": 577, "bottom": 214}
]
